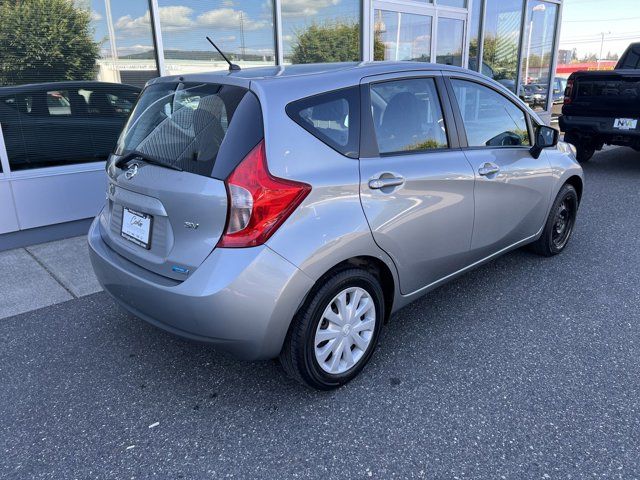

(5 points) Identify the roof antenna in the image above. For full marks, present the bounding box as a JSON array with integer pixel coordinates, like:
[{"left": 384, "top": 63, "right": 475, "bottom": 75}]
[{"left": 206, "top": 36, "right": 241, "bottom": 71}]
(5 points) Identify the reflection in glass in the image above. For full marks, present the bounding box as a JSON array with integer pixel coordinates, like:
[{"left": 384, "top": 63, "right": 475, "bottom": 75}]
[
  {"left": 519, "top": 1, "right": 558, "bottom": 112},
  {"left": 482, "top": 0, "right": 523, "bottom": 92},
  {"left": 0, "top": 0, "right": 156, "bottom": 171},
  {"left": 452, "top": 79, "right": 530, "bottom": 147},
  {"left": 438, "top": 0, "right": 467, "bottom": 7},
  {"left": 157, "top": 0, "right": 276, "bottom": 74},
  {"left": 468, "top": 0, "right": 482, "bottom": 72},
  {"left": 374, "top": 10, "right": 432, "bottom": 62},
  {"left": 281, "top": 0, "right": 360, "bottom": 64},
  {"left": 436, "top": 18, "right": 464, "bottom": 66}
]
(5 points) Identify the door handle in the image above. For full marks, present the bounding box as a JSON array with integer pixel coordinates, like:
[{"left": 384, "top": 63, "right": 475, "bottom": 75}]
[
  {"left": 478, "top": 163, "right": 500, "bottom": 176},
  {"left": 368, "top": 175, "right": 405, "bottom": 189}
]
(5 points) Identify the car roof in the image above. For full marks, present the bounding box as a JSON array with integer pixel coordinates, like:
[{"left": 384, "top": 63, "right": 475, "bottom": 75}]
[{"left": 152, "top": 61, "right": 487, "bottom": 86}]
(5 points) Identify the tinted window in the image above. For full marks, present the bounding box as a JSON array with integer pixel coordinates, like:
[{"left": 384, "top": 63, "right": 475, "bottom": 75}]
[
  {"left": 116, "top": 82, "right": 247, "bottom": 176},
  {"left": 451, "top": 79, "right": 530, "bottom": 147},
  {"left": 370, "top": 78, "right": 448, "bottom": 155},
  {"left": 0, "top": 84, "right": 141, "bottom": 171},
  {"left": 286, "top": 87, "right": 359, "bottom": 158}
]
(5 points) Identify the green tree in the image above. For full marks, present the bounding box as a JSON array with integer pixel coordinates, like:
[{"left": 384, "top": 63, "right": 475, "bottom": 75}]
[
  {"left": 290, "top": 22, "right": 384, "bottom": 64},
  {"left": 0, "top": 0, "right": 100, "bottom": 86}
]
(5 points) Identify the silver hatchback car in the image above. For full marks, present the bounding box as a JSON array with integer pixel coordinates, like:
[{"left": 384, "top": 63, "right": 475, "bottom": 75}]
[{"left": 89, "top": 62, "right": 583, "bottom": 389}]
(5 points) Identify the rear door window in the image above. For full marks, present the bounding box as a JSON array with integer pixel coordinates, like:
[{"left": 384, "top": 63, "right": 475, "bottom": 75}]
[
  {"left": 286, "top": 87, "right": 360, "bottom": 158},
  {"left": 369, "top": 78, "right": 448, "bottom": 155},
  {"left": 115, "top": 82, "right": 248, "bottom": 176}
]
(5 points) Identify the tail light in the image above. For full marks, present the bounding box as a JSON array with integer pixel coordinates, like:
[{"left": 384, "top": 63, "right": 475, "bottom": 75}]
[
  {"left": 218, "top": 140, "right": 311, "bottom": 248},
  {"left": 563, "top": 79, "right": 574, "bottom": 105}
]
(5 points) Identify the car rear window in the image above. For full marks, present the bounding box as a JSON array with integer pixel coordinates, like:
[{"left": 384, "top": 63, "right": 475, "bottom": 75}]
[
  {"left": 115, "top": 82, "right": 248, "bottom": 176},
  {"left": 286, "top": 87, "right": 360, "bottom": 158}
]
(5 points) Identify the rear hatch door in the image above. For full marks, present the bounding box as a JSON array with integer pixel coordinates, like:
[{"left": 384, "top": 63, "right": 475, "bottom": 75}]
[{"left": 99, "top": 80, "right": 263, "bottom": 280}]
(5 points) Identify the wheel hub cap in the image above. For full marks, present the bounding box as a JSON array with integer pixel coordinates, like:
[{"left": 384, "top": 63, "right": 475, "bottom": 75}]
[{"left": 314, "top": 286, "right": 376, "bottom": 375}]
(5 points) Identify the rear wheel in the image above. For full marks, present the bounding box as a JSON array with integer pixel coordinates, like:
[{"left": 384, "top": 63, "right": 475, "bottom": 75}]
[
  {"left": 280, "top": 268, "right": 384, "bottom": 390},
  {"left": 530, "top": 184, "right": 579, "bottom": 257},
  {"left": 575, "top": 143, "right": 595, "bottom": 163}
]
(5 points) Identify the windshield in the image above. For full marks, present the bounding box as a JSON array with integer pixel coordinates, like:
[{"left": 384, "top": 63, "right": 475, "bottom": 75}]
[{"left": 115, "top": 82, "right": 247, "bottom": 176}]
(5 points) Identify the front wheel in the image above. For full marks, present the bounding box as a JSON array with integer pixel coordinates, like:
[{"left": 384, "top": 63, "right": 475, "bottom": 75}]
[
  {"left": 530, "top": 184, "right": 579, "bottom": 257},
  {"left": 280, "top": 268, "right": 384, "bottom": 390}
]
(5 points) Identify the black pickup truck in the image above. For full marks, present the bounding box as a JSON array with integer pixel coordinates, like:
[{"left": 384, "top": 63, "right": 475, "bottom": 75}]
[{"left": 560, "top": 42, "right": 640, "bottom": 162}]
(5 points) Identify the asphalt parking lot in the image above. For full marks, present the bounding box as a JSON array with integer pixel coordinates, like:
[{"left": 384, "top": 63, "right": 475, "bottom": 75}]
[{"left": 2, "top": 147, "right": 640, "bottom": 479}]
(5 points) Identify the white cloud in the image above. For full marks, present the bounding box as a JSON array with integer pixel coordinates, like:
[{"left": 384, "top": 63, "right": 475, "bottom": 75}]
[
  {"left": 196, "top": 8, "right": 268, "bottom": 31},
  {"left": 222, "top": 0, "right": 235, "bottom": 6},
  {"left": 114, "top": 6, "right": 268, "bottom": 36},
  {"left": 115, "top": 6, "right": 194, "bottom": 34},
  {"left": 90, "top": 10, "right": 102, "bottom": 22},
  {"left": 281, "top": 0, "right": 340, "bottom": 18}
]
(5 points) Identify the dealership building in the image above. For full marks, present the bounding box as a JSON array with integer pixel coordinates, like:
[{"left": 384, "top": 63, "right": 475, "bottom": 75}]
[{"left": 0, "top": 0, "right": 563, "bottom": 248}]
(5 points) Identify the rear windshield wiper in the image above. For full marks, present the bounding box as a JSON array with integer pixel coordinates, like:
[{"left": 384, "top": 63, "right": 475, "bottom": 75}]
[{"left": 114, "top": 151, "right": 183, "bottom": 172}]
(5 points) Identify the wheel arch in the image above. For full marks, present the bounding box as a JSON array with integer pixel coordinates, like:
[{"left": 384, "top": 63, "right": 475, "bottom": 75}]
[
  {"left": 565, "top": 175, "right": 583, "bottom": 203},
  {"left": 300, "top": 256, "right": 396, "bottom": 324}
]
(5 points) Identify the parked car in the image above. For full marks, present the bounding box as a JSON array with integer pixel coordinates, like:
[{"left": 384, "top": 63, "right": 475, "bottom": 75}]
[
  {"left": 88, "top": 62, "right": 583, "bottom": 390},
  {"left": 560, "top": 42, "right": 640, "bottom": 162},
  {"left": 551, "top": 77, "right": 568, "bottom": 118},
  {"left": 522, "top": 83, "right": 546, "bottom": 108},
  {"left": 0, "top": 81, "right": 140, "bottom": 170}
]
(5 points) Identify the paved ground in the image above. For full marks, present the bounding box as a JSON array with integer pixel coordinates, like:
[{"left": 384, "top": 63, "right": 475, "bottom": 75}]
[
  {"left": 0, "top": 236, "right": 102, "bottom": 319},
  {"left": 2, "top": 147, "right": 640, "bottom": 479}
]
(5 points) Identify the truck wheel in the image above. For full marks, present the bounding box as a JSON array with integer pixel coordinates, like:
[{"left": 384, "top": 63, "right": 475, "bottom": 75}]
[{"left": 575, "top": 144, "right": 594, "bottom": 163}]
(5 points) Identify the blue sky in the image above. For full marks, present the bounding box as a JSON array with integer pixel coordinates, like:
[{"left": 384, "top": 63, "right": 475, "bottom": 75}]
[
  {"left": 559, "top": 0, "right": 640, "bottom": 58},
  {"left": 89, "top": 0, "right": 359, "bottom": 57}
]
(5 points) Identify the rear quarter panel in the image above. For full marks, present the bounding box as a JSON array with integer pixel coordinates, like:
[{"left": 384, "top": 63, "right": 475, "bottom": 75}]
[{"left": 251, "top": 77, "right": 401, "bottom": 304}]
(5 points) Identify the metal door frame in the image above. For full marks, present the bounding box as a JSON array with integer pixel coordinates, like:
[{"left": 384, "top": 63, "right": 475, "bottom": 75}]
[{"left": 368, "top": 0, "right": 470, "bottom": 65}]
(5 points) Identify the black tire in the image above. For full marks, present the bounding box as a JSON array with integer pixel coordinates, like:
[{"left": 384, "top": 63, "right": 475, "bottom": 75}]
[
  {"left": 530, "top": 183, "right": 579, "bottom": 257},
  {"left": 280, "top": 268, "right": 385, "bottom": 390},
  {"left": 575, "top": 144, "right": 594, "bottom": 163}
]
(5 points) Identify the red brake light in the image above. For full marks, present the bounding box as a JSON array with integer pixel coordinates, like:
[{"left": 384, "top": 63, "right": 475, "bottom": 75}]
[
  {"left": 563, "top": 79, "right": 574, "bottom": 105},
  {"left": 217, "top": 140, "right": 311, "bottom": 248}
]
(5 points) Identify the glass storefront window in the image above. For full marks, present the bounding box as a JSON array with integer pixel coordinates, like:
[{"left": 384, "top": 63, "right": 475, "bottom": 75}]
[
  {"left": 438, "top": 0, "right": 467, "bottom": 7},
  {"left": 157, "top": 1, "right": 276, "bottom": 74},
  {"left": 468, "top": 0, "right": 482, "bottom": 72},
  {"left": 0, "top": 0, "right": 156, "bottom": 171},
  {"left": 436, "top": 17, "right": 464, "bottom": 66},
  {"left": 281, "top": 0, "right": 361, "bottom": 64},
  {"left": 519, "top": 1, "right": 558, "bottom": 112},
  {"left": 482, "top": 0, "right": 523, "bottom": 92},
  {"left": 374, "top": 10, "right": 432, "bottom": 62}
]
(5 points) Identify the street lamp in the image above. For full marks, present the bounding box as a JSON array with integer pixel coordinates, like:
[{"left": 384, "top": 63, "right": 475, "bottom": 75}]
[{"left": 524, "top": 3, "right": 546, "bottom": 85}]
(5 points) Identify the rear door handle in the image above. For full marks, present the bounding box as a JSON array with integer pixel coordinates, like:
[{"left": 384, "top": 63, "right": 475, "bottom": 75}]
[
  {"left": 478, "top": 163, "right": 500, "bottom": 176},
  {"left": 369, "top": 176, "right": 405, "bottom": 189}
]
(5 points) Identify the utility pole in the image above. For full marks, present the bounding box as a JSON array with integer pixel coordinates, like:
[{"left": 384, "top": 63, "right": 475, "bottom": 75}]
[
  {"left": 239, "top": 12, "right": 246, "bottom": 59},
  {"left": 598, "top": 31, "right": 610, "bottom": 70}
]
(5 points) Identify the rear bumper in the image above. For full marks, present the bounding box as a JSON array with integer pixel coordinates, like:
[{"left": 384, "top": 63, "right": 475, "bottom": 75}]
[
  {"left": 88, "top": 215, "right": 314, "bottom": 361},
  {"left": 560, "top": 115, "right": 640, "bottom": 147}
]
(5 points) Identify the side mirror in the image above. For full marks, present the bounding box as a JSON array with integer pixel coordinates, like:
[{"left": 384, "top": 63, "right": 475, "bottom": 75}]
[{"left": 530, "top": 125, "right": 559, "bottom": 159}]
